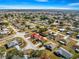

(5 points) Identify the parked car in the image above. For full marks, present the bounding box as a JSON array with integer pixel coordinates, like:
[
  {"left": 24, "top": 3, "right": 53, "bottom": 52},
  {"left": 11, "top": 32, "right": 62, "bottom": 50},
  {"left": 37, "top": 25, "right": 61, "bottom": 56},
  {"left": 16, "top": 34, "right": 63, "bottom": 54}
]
[
  {"left": 58, "top": 40, "right": 66, "bottom": 46},
  {"left": 72, "top": 45, "right": 79, "bottom": 53},
  {"left": 66, "top": 31, "right": 73, "bottom": 35},
  {"left": 76, "top": 35, "right": 79, "bottom": 39},
  {"left": 44, "top": 45, "right": 52, "bottom": 51},
  {"left": 53, "top": 52, "right": 62, "bottom": 57},
  {"left": 58, "top": 29, "right": 65, "bottom": 32}
]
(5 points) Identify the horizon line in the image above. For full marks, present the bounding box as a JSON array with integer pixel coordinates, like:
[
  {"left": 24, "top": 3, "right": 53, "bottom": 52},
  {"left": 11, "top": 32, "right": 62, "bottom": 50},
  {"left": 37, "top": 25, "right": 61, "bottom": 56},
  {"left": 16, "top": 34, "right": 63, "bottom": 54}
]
[{"left": 0, "top": 8, "right": 79, "bottom": 11}]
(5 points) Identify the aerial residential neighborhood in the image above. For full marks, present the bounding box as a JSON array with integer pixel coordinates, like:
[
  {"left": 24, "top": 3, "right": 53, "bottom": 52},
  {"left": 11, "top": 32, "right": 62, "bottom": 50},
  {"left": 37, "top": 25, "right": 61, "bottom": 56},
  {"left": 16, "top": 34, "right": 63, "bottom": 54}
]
[{"left": 0, "top": 9, "right": 79, "bottom": 59}]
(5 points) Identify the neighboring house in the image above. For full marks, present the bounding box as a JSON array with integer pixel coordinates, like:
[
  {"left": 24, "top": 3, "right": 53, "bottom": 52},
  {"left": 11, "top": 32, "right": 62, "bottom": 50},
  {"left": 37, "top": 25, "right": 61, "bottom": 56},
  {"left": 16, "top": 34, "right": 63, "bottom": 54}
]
[
  {"left": 12, "top": 55, "right": 24, "bottom": 59},
  {"left": 55, "top": 47, "right": 73, "bottom": 59},
  {"left": 4, "top": 40, "right": 20, "bottom": 49},
  {"left": 0, "top": 28, "right": 9, "bottom": 35},
  {"left": 31, "top": 33, "right": 48, "bottom": 41}
]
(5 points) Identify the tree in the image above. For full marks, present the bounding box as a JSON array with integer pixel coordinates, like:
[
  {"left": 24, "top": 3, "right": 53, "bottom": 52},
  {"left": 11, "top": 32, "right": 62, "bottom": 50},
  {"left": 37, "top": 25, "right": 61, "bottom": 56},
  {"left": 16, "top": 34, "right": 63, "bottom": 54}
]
[
  {"left": 0, "top": 46, "right": 6, "bottom": 59},
  {"left": 48, "top": 19, "right": 54, "bottom": 24},
  {"left": 60, "top": 21, "right": 64, "bottom": 26},
  {"left": 6, "top": 49, "right": 24, "bottom": 59},
  {"left": 30, "top": 50, "right": 42, "bottom": 58},
  {"left": 4, "top": 14, "right": 8, "bottom": 18},
  {"left": 73, "top": 21, "right": 79, "bottom": 28},
  {"left": 38, "top": 26, "right": 48, "bottom": 33},
  {"left": 40, "top": 15, "right": 48, "bottom": 20}
]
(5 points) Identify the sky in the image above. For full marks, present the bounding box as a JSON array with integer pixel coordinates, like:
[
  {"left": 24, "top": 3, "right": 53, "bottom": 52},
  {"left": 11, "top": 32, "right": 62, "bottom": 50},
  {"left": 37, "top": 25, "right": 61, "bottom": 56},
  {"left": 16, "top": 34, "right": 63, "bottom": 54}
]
[{"left": 0, "top": 0, "right": 79, "bottom": 10}]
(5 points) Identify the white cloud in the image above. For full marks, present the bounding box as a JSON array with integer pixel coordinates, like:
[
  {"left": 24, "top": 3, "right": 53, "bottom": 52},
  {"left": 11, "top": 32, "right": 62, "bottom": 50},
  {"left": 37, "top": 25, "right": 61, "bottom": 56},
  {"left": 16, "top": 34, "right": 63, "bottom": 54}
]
[
  {"left": 48, "top": 7, "right": 71, "bottom": 10},
  {"left": 35, "top": 0, "right": 48, "bottom": 2},
  {"left": 68, "top": 3, "right": 79, "bottom": 6},
  {"left": 0, "top": 5, "right": 74, "bottom": 10}
]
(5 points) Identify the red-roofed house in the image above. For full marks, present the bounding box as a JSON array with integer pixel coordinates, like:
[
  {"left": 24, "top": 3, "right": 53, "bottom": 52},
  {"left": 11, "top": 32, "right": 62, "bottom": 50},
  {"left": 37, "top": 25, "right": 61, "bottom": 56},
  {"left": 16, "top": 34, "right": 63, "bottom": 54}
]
[{"left": 31, "top": 33, "right": 47, "bottom": 41}]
